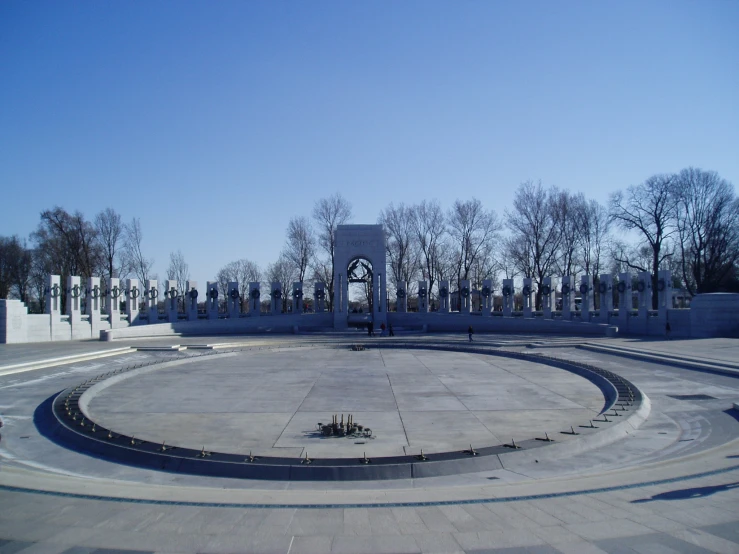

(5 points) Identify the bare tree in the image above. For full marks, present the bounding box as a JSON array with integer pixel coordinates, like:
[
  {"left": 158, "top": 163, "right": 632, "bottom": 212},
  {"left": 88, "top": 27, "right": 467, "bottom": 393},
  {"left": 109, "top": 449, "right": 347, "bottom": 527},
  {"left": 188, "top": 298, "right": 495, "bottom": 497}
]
[
  {"left": 447, "top": 198, "right": 502, "bottom": 291},
  {"left": 553, "top": 189, "right": 581, "bottom": 275},
  {"left": 576, "top": 197, "right": 610, "bottom": 278},
  {"left": 409, "top": 200, "right": 447, "bottom": 299},
  {"left": 266, "top": 253, "right": 297, "bottom": 312},
  {"left": 94, "top": 208, "right": 125, "bottom": 280},
  {"left": 166, "top": 250, "right": 190, "bottom": 302},
  {"left": 283, "top": 216, "right": 315, "bottom": 283},
  {"left": 32, "top": 207, "right": 102, "bottom": 311},
  {"left": 675, "top": 167, "right": 739, "bottom": 294},
  {"left": 379, "top": 203, "right": 419, "bottom": 288},
  {"left": 33, "top": 207, "right": 102, "bottom": 281},
  {"left": 312, "top": 193, "right": 352, "bottom": 310},
  {"left": 0, "top": 236, "right": 22, "bottom": 299},
  {"left": 505, "top": 181, "right": 562, "bottom": 308},
  {"left": 29, "top": 248, "right": 51, "bottom": 313},
  {"left": 215, "top": 258, "right": 261, "bottom": 311},
  {"left": 123, "top": 218, "right": 155, "bottom": 283},
  {"left": 609, "top": 174, "right": 677, "bottom": 308}
]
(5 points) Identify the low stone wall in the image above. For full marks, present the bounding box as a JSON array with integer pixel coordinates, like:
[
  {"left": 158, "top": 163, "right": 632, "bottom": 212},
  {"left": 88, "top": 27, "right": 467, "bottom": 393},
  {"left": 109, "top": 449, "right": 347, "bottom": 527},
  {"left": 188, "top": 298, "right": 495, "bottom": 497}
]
[
  {"left": 387, "top": 312, "right": 612, "bottom": 336},
  {"left": 690, "top": 293, "right": 739, "bottom": 338},
  {"left": 101, "top": 312, "right": 334, "bottom": 341},
  {"left": 4, "top": 294, "right": 738, "bottom": 343}
]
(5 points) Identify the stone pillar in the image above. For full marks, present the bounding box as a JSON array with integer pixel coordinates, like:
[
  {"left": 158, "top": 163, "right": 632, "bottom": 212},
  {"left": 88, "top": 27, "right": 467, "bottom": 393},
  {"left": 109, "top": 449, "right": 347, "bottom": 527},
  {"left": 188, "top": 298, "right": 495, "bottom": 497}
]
[
  {"left": 86, "top": 277, "right": 102, "bottom": 330},
  {"left": 502, "top": 279, "right": 514, "bottom": 316},
  {"left": 579, "top": 275, "right": 593, "bottom": 322},
  {"left": 248, "top": 282, "right": 261, "bottom": 316},
  {"left": 206, "top": 281, "right": 219, "bottom": 320},
  {"left": 598, "top": 274, "right": 613, "bottom": 323},
  {"left": 374, "top": 271, "right": 387, "bottom": 328},
  {"left": 314, "top": 282, "right": 326, "bottom": 313},
  {"left": 45, "top": 275, "right": 62, "bottom": 321},
  {"left": 342, "top": 273, "right": 349, "bottom": 317},
  {"left": 480, "top": 279, "right": 493, "bottom": 315},
  {"left": 439, "top": 280, "right": 450, "bottom": 313},
  {"left": 542, "top": 277, "right": 555, "bottom": 319},
  {"left": 126, "top": 278, "right": 140, "bottom": 324},
  {"left": 522, "top": 278, "right": 534, "bottom": 318},
  {"left": 106, "top": 277, "right": 123, "bottom": 328},
  {"left": 145, "top": 280, "right": 158, "bottom": 324},
  {"left": 270, "top": 282, "right": 282, "bottom": 315},
  {"left": 66, "top": 275, "right": 83, "bottom": 324},
  {"left": 637, "top": 272, "right": 651, "bottom": 320},
  {"left": 292, "top": 282, "right": 304, "bottom": 314},
  {"left": 561, "top": 275, "right": 576, "bottom": 320},
  {"left": 657, "top": 270, "right": 672, "bottom": 320},
  {"left": 417, "top": 281, "right": 429, "bottom": 313},
  {"left": 617, "top": 273, "right": 632, "bottom": 327},
  {"left": 228, "top": 282, "right": 240, "bottom": 318},
  {"left": 186, "top": 280, "right": 198, "bottom": 321},
  {"left": 396, "top": 281, "right": 407, "bottom": 313},
  {"left": 460, "top": 280, "right": 471, "bottom": 313},
  {"left": 165, "top": 280, "right": 179, "bottom": 322},
  {"left": 333, "top": 272, "right": 348, "bottom": 328}
]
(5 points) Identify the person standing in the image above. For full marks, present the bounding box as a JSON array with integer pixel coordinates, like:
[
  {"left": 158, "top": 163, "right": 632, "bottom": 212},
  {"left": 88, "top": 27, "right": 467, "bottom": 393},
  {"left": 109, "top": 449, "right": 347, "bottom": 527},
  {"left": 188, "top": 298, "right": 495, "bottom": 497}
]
[
  {"left": 388, "top": 323, "right": 394, "bottom": 337},
  {"left": 468, "top": 325, "right": 474, "bottom": 342}
]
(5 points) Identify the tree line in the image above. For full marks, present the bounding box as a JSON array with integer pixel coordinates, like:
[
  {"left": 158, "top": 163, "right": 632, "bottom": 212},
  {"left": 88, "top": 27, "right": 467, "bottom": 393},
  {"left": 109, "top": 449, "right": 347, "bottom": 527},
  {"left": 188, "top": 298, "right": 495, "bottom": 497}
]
[{"left": 1, "top": 167, "right": 737, "bottom": 313}]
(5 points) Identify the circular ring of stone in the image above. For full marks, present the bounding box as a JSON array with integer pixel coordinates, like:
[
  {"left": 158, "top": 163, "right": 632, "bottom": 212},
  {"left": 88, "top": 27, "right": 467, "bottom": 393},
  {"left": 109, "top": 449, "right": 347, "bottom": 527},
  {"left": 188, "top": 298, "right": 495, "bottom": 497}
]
[{"left": 48, "top": 343, "right": 646, "bottom": 481}]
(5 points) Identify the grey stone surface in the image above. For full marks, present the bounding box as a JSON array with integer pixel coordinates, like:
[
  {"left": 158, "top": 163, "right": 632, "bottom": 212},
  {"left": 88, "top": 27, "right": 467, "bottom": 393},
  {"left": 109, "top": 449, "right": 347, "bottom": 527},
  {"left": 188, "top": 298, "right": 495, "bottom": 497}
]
[
  {"left": 0, "top": 334, "right": 738, "bottom": 553},
  {"left": 82, "top": 348, "right": 604, "bottom": 457}
]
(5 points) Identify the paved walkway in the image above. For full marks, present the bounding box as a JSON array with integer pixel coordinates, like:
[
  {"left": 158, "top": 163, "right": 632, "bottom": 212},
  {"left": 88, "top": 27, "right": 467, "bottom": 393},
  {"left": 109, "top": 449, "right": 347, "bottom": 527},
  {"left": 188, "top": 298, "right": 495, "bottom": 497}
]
[{"left": 0, "top": 334, "right": 738, "bottom": 553}]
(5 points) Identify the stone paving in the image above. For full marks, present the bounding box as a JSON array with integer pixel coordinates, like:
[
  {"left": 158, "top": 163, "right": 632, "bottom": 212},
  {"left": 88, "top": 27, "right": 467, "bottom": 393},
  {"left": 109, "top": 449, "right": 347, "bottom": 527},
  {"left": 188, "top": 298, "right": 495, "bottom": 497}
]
[{"left": 0, "top": 333, "right": 738, "bottom": 553}]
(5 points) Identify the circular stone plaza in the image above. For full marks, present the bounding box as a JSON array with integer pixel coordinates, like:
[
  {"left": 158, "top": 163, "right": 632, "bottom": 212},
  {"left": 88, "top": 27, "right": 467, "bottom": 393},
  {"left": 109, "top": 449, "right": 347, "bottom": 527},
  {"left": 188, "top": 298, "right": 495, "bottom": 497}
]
[{"left": 1, "top": 331, "right": 738, "bottom": 553}]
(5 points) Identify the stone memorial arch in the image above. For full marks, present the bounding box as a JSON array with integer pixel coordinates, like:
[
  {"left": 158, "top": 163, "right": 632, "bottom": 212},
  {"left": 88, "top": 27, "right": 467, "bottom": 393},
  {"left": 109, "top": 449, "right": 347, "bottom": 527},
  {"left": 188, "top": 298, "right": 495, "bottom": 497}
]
[{"left": 333, "top": 225, "right": 387, "bottom": 329}]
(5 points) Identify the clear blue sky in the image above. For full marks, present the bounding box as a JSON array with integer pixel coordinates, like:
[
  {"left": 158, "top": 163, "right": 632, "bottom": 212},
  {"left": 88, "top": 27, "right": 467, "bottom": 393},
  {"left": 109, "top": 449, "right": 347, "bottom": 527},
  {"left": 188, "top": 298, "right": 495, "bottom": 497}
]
[{"left": 1, "top": 1, "right": 737, "bottom": 288}]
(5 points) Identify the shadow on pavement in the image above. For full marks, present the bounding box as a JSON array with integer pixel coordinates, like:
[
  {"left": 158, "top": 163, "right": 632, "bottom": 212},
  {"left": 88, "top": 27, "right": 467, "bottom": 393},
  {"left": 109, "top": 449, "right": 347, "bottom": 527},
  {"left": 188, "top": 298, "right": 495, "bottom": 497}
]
[{"left": 632, "top": 482, "right": 739, "bottom": 503}]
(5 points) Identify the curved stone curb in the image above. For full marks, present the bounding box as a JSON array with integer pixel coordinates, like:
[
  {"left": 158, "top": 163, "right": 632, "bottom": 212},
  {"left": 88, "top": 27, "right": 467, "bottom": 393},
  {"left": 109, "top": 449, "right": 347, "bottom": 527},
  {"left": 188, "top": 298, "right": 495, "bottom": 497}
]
[
  {"left": 0, "top": 347, "right": 132, "bottom": 377},
  {"left": 45, "top": 343, "right": 648, "bottom": 481}
]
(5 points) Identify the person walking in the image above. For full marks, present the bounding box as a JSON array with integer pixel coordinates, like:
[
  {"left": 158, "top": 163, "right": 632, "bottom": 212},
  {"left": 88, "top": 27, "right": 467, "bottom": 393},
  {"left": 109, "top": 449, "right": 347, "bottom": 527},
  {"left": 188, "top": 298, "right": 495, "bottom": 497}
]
[
  {"left": 468, "top": 325, "right": 474, "bottom": 342},
  {"left": 388, "top": 323, "right": 394, "bottom": 337},
  {"left": 665, "top": 320, "right": 671, "bottom": 340}
]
